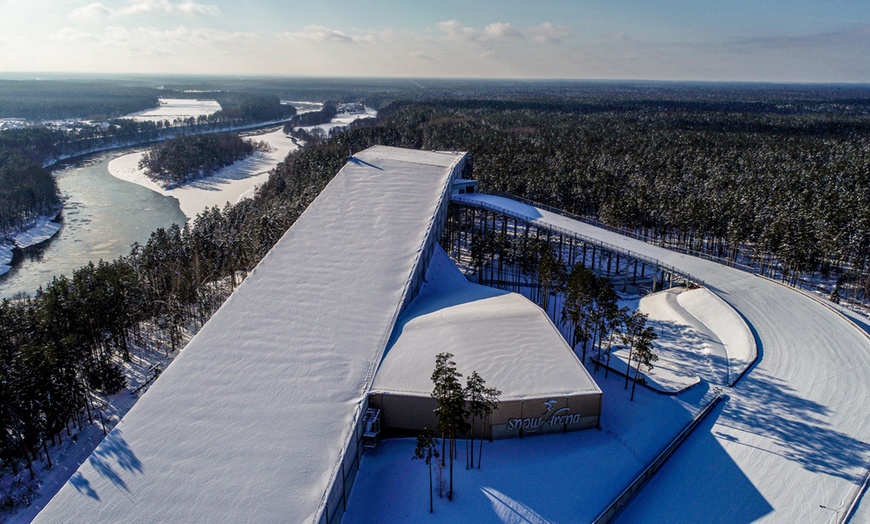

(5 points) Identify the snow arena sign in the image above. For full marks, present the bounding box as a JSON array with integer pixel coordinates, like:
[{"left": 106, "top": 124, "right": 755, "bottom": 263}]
[{"left": 506, "top": 399, "right": 585, "bottom": 433}]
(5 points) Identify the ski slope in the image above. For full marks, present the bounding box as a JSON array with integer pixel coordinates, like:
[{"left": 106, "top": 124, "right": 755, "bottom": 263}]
[
  {"left": 455, "top": 193, "right": 870, "bottom": 523},
  {"left": 33, "top": 147, "right": 466, "bottom": 524}
]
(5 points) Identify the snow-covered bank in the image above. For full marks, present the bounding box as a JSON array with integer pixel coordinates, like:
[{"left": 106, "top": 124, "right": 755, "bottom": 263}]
[
  {"left": 107, "top": 128, "right": 297, "bottom": 219},
  {"left": 0, "top": 245, "right": 12, "bottom": 275},
  {"left": 676, "top": 286, "right": 756, "bottom": 383},
  {"left": 0, "top": 213, "right": 62, "bottom": 276},
  {"left": 607, "top": 286, "right": 754, "bottom": 393}
]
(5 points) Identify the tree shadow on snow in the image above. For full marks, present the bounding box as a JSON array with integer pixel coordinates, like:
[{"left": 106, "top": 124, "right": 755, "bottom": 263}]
[
  {"left": 87, "top": 430, "right": 143, "bottom": 493},
  {"left": 644, "top": 318, "right": 731, "bottom": 386},
  {"left": 69, "top": 472, "right": 99, "bottom": 501},
  {"left": 721, "top": 370, "right": 870, "bottom": 482}
]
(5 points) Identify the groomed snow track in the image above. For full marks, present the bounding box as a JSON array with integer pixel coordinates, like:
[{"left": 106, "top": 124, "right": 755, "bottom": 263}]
[{"left": 454, "top": 193, "right": 870, "bottom": 524}]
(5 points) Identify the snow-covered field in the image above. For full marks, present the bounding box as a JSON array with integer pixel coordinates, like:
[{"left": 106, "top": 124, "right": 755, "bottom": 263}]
[
  {"left": 454, "top": 193, "right": 870, "bottom": 523},
  {"left": 121, "top": 98, "right": 221, "bottom": 123},
  {"left": 297, "top": 107, "right": 377, "bottom": 137},
  {"left": 107, "top": 128, "right": 297, "bottom": 219}
]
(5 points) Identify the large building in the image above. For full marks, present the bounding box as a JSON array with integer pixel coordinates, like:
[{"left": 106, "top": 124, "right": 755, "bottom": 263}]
[
  {"left": 34, "top": 146, "right": 600, "bottom": 524},
  {"left": 370, "top": 245, "right": 601, "bottom": 439}
]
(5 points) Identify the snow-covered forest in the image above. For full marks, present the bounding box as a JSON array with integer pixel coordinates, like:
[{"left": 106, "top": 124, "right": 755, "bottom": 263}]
[
  {"left": 138, "top": 133, "right": 269, "bottom": 187},
  {"left": 2, "top": 83, "right": 870, "bottom": 514}
]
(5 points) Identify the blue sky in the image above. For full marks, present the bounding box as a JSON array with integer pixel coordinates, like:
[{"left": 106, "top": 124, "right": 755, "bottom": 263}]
[{"left": 1, "top": 0, "right": 868, "bottom": 82}]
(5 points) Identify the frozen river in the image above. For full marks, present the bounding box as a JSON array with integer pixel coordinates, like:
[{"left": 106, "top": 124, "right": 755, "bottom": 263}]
[{"left": 0, "top": 150, "right": 187, "bottom": 298}]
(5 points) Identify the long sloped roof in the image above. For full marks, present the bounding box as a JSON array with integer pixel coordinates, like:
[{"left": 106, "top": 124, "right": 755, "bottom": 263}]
[{"left": 35, "top": 146, "right": 465, "bottom": 523}]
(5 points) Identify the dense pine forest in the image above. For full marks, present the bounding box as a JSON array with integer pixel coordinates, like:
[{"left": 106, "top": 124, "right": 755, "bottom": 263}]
[
  {"left": 139, "top": 133, "right": 270, "bottom": 187},
  {"left": 2, "top": 83, "right": 870, "bottom": 508},
  {"left": 0, "top": 150, "right": 61, "bottom": 235},
  {"left": 0, "top": 79, "right": 160, "bottom": 121}
]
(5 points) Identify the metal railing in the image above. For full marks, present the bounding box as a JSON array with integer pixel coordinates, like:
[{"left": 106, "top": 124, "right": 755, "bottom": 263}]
[
  {"left": 452, "top": 194, "right": 704, "bottom": 288},
  {"left": 487, "top": 191, "right": 756, "bottom": 273},
  {"left": 592, "top": 392, "right": 725, "bottom": 524}
]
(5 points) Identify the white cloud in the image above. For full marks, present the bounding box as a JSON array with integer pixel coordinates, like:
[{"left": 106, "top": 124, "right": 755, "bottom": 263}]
[
  {"left": 437, "top": 20, "right": 522, "bottom": 43},
  {"left": 281, "top": 25, "right": 401, "bottom": 45},
  {"left": 70, "top": 0, "right": 220, "bottom": 20},
  {"left": 436, "top": 20, "right": 568, "bottom": 44},
  {"left": 436, "top": 20, "right": 475, "bottom": 40},
  {"left": 70, "top": 2, "right": 112, "bottom": 20},
  {"left": 50, "top": 27, "right": 99, "bottom": 43},
  {"left": 528, "top": 22, "right": 572, "bottom": 44},
  {"left": 290, "top": 25, "right": 354, "bottom": 43},
  {"left": 410, "top": 50, "right": 435, "bottom": 62},
  {"left": 105, "top": 25, "right": 254, "bottom": 47},
  {"left": 482, "top": 22, "right": 521, "bottom": 40}
]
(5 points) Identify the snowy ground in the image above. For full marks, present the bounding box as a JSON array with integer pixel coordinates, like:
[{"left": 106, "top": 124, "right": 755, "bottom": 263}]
[
  {"left": 346, "top": 283, "right": 748, "bottom": 522},
  {"left": 454, "top": 193, "right": 870, "bottom": 523},
  {"left": 610, "top": 285, "right": 754, "bottom": 394},
  {"left": 346, "top": 366, "right": 717, "bottom": 523},
  {"left": 296, "top": 107, "right": 378, "bottom": 137},
  {"left": 106, "top": 127, "right": 297, "bottom": 219},
  {"left": 121, "top": 98, "right": 221, "bottom": 123},
  {"left": 282, "top": 100, "right": 323, "bottom": 114},
  {"left": 0, "top": 213, "right": 62, "bottom": 276}
]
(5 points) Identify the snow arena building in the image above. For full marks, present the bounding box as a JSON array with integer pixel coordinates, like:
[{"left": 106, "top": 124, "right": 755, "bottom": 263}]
[
  {"left": 35, "top": 146, "right": 601, "bottom": 524},
  {"left": 370, "top": 246, "right": 602, "bottom": 439}
]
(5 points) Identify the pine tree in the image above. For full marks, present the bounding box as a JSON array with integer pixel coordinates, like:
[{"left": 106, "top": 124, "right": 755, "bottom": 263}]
[
  {"left": 431, "top": 352, "right": 468, "bottom": 501},
  {"left": 562, "top": 264, "right": 597, "bottom": 364},
  {"left": 465, "top": 371, "right": 500, "bottom": 470},
  {"left": 631, "top": 326, "right": 659, "bottom": 401},
  {"left": 621, "top": 311, "right": 650, "bottom": 389},
  {"left": 413, "top": 427, "right": 439, "bottom": 514}
]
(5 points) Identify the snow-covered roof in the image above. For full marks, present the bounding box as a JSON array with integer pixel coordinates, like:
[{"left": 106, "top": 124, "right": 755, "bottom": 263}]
[
  {"left": 35, "top": 146, "right": 467, "bottom": 523},
  {"left": 372, "top": 246, "right": 601, "bottom": 401}
]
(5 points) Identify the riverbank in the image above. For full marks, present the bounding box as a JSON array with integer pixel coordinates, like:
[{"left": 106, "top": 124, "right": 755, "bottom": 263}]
[
  {"left": 0, "top": 212, "right": 62, "bottom": 276},
  {"left": 107, "top": 127, "right": 298, "bottom": 220}
]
